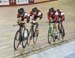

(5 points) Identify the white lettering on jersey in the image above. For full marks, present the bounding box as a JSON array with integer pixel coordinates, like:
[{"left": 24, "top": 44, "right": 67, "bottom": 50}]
[
  {"left": 24, "top": 12, "right": 30, "bottom": 17},
  {"left": 38, "top": 12, "right": 42, "bottom": 16},
  {"left": 25, "top": 13, "right": 28, "bottom": 16},
  {"left": 55, "top": 12, "right": 58, "bottom": 15},
  {"left": 61, "top": 12, "right": 64, "bottom": 15}
]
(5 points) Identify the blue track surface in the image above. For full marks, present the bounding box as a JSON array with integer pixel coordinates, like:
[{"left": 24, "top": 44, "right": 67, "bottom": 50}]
[{"left": 28, "top": 41, "right": 75, "bottom": 58}]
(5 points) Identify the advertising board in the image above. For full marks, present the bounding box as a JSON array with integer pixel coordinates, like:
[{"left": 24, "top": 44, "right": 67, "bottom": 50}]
[
  {"left": 0, "top": 0, "right": 9, "bottom": 5},
  {"left": 16, "top": 0, "right": 28, "bottom": 4}
]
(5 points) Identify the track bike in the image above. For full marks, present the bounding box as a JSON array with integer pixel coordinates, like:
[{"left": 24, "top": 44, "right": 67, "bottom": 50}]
[
  {"left": 57, "top": 18, "right": 65, "bottom": 39},
  {"left": 48, "top": 19, "right": 59, "bottom": 44},
  {"left": 29, "top": 21, "right": 39, "bottom": 44},
  {"left": 14, "top": 23, "right": 29, "bottom": 50}
]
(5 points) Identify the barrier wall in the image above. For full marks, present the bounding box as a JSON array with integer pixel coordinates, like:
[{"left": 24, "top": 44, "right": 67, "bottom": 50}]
[
  {"left": 16, "top": 0, "right": 29, "bottom": 4},
  {"left": 35, "top": 0, "right": 49, "bottom": 3},
  {"left": 0, "top": 0, "right": 55, "bottom": 6},
  {"left": 0, "top": 0, "right": 9, "bottom": 5}
]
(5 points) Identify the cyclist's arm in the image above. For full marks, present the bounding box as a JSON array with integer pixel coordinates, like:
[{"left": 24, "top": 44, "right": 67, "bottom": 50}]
[
  {"left": 54, "top": 15, "right": 57, "bottom": 22},
  {"left": 17, "top": 13, "right": 20, "bottom": 18},
  {"left": 17, "top": 17, "right": 26, "bottom": 24},
  {"left": 24, "top": 13, "right": 30, "bottom": 23},
  {"left": 61, "top": 12, "right": 65, "bottom": 21},
  {"left": 47, "top": 12, "right": 50, "bottom": 22},
  {"left": 38, "top": 12, "right": 43, "bottom": 20},
  {"left": 30, "top": 11, "right": 33, "bottom": 16},
  {"left": 54, "top": 12, "right": 58, "bottom": 22}
]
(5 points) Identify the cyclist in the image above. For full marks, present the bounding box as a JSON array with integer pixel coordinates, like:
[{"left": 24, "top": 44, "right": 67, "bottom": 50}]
[
  {"left": 17, "top": 8, "right": 30, "bottom": 28},
  {"left": 56, "top": 9, "right": 65, "bottom": 36},
  {"left": 47, "top": 7, "right": 57, "bottom": 32},
  {"left": 30, "top": 7, "right": 43, "bottom": 30},
  {"left": 17, "top": 8, "right": 30, "bottom": 46}
]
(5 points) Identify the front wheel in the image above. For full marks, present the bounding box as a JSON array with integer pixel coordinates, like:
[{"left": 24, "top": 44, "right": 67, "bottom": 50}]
[
  {"left": 14, "top": 30, "right": 20, "bottom": 50},
  {"left": 48, "top": 30, "right": 52, "bottom": 44},
  {"left": 58, "top": 23, "right": 65, "bottom": 39},
  {"left": 61, "top": 29, "right": 65, "bottom": 39}
]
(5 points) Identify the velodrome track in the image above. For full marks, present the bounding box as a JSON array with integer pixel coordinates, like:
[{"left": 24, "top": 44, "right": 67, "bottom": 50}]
[{"left": 0, "top": 0, "right": 75, "bottom": 58}]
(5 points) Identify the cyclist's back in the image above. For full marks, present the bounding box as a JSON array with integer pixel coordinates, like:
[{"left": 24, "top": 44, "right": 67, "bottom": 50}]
[
  {"left": 56, "top": 9, "right": 65, "bottom": 22},
  {"left": 30, "top": 7, "right": 43, "bottom": 21},
  {"left": 30, "top": 7, "right": 43, "bottom": 30},
  {"left": 56, "top": 9, "right": 65, "bottom": 37},
  {"left": 47, "top": 8, "right": 57, "bottom": 23},
  {"left": 17, "top": 8, "right": 30, "bottom": 25}
]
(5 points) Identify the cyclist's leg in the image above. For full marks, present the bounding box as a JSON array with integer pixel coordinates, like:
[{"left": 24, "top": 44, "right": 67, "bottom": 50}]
[
  {"left": 23, "top": 24, "right": 26, "bottom": 29},
  {"left": 28, "top": 24, "right": 33, "bottom": 45},
  {"left": 39, "top": 13, "right": 43, "bottom": 19},
  {"left": 54, "top": 22, "right": 58, "bottom": 39},
  {"left": 54, "top": 22, "right": 58, "bottom": 32},
  {"left": 32, "top": 24, "right": 35, "bottom": 37},
  {"left": 18, "top": 24, "right": 22, "bottom": 37},
  {"left": 19, "top": 24, "right": 24, "bottom": 40},
  {"left": 23, "top": 24, "right": 29, "bottom": 44},
  {"left": 61, "top": 23, "right": 65, "bottom": 37},
  {"left": 35, "top": 22, "right": 39, "bottom": 30},
  {"left": 33, "top": 16, "right": 39, "bottom": 31}
]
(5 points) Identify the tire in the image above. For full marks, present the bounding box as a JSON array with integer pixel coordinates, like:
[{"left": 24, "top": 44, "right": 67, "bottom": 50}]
[
  {"left": 48, "top": 23, "right": 54, "bottom": 44},
  {"left": 61, "top": 28, "right": 65, "bottom": 39},
  {"left": 58, "top": 23, "right": 62, "bottom": 39},
  {"left": 48, "top": 30, "right": 52, "bottom": 44},
  {"left": 28, "top": 29, "right": 33, "bottom": 45},
  {"left": 14, "top": 30, "right": 20, "bottom": 50},
  {"left": 58, "top": 23, "right": 65, "bottom": 39},
  {"left": 22, "top": 29, "right": 29, "bottom": 48}
]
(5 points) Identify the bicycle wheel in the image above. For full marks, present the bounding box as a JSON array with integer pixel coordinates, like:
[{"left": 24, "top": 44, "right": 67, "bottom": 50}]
[
  {"left": 28, "top": 28, "right": 33, "bottom": 45},
  {"left": 52, "top": 32, "right": 58, "bottom": 42},
  {"left": 22, "top": 29, "right": 29, "bottom": 48},
  {"left": 14, "top": 30, "right": 20, "bottom": 50},
  {"left": 48, "top": 22, "right": 54, "bottom": 44},
  {"left": 61, "top": 28, "right": 65, "bottom": 39},
  {"left": 58, "top": 23, "right": 65, "bottom": 39},
  {"left": 33, "top": 30, "right": 39, "bottom": 44},
  {"left": 48, "top": 30, "right": 52, "bottom": 44}
]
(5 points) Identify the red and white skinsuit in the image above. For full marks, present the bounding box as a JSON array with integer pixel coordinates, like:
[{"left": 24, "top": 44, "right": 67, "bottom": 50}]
[
  {"left": 47, "top": 10, "right": 57, "bottom": 29},
  {"left": 56, "top": 10, "right": 65, "bottom": 33},
  {"left": 30, "top": 10, "right": 42, "bottom": 21}
]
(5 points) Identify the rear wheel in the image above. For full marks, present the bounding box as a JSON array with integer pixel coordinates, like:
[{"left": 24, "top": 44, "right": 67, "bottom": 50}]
[
  {"left": 28, "top": 29, "right": 33, "bottom": 45},
  {"left": 61, "top": 29, "right": 65, "bottom": 39},
  {"left": 58, "top": 23, "right": 65, "bottom": 39},
  {"left": 53, "top": 34, "right": 57, "bottom": 42},
  {"left": 22, "top": 29, "right": 29, "bottom": 48},
  {"left": 48, "top": 30, "right": 52, "bottom": 44},
  {"left": 14, "top": 31, "right": 20, "bottom": 50}
]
